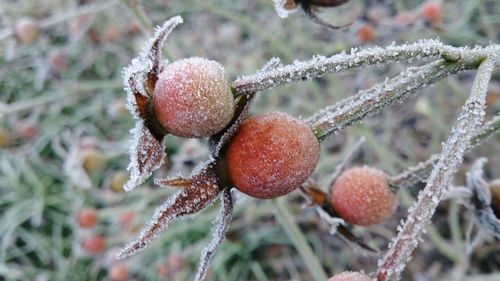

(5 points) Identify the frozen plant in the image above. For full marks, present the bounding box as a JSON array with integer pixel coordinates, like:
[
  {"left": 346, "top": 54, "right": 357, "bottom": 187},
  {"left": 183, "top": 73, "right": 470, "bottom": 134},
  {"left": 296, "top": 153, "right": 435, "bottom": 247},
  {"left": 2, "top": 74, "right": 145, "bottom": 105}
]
[{"left": 117, "top": 15, "right": 500, "bottom": 281}]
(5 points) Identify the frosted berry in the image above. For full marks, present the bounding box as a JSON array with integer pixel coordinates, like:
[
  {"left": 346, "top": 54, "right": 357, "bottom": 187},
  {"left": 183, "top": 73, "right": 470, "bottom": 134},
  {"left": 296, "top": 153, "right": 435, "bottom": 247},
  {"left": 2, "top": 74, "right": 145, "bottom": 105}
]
[
  {"left": 420, "top": 1, "right": 442, "bottom": 23},
  {"left": 153, "top": 57, "right": 235, "bottom": 138},
  {"left": 226, "top": 112, "right": 320, "bottom": 199},
  {"left": 331, "top": 166, "right": 397, "bottom": 226},
  {"left": 82, "top": 235, "right": 106, "bottom": 253},
  {"left": 328, "top": 271, "right": 371, "bottom": 281},
  {"left": 77, "top": 208, "right": 98, "bottom": 228},
  {"left": 15, "top": 18, "right": 38, "bottom": 44}
]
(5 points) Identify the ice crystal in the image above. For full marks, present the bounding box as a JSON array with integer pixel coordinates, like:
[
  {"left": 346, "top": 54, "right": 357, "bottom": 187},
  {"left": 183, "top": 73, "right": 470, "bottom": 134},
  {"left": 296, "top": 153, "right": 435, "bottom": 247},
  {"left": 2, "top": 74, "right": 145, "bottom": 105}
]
[{"left": 195, "top": 189, "right": 234, "bottom": 281}]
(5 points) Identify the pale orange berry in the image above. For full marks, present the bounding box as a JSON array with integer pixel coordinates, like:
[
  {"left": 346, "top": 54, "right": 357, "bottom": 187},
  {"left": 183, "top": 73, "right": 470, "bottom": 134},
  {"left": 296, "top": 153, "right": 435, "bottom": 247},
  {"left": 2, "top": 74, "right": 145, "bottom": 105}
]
[{"left": 331, "top": 166, "right": 398, "bottom": 226}]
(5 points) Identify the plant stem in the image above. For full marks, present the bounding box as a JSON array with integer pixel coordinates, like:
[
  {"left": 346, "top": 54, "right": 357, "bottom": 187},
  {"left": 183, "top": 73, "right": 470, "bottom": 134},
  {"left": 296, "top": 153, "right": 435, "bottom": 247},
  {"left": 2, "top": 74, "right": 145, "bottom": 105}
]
[
  {"left": 232, "top": 41, "right": 498, "bottom": 96},
  {"left": 390, "top": 114, "right": 500, "bottom": 188},
  {"left": 376, "top": 56, "right": 495, "bottom": 281},
  {"left": 271, "top": 198, "right": 328, "bottom": 281},
  {"left": 309, "top": 54, "right": 483, "bottom": 142}
]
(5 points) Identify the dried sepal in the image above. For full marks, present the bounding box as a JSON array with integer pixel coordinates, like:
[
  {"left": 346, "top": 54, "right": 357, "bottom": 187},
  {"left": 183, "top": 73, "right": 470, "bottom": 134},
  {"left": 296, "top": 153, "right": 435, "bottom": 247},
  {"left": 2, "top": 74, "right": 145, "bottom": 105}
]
[
  {"left": 300, "top": 180, "right": 378, "bottom": 253},
  {"left": 116, "top": 160, "right": 222, "bottom": 259},
  {"left": 122, "top": 16, "right": 184, "bottom": 191},
  {"left": 300, "top": 1, "right": 351, "bottom": 30},
  {"left": 195, "top": 188, "right": 234, "bottom": 281},
  {"left": 467, "top": 158, "right": 500, "bottom": 239},
  {"left": 124, "top": 121, "right": 165, "bottom": 191}
]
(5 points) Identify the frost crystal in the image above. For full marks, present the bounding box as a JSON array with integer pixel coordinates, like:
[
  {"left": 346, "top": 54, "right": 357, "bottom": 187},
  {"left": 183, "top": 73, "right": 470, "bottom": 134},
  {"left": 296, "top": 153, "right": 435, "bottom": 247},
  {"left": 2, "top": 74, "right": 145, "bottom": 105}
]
[{"left": 195, "top": 189, "right": 234, "bottom": 281}]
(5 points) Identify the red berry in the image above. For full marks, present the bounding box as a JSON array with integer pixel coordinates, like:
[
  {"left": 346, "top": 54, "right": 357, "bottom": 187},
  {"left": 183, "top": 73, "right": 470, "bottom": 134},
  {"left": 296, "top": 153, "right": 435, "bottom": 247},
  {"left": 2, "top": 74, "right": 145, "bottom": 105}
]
[
  {"left": 77, "top": 208, "right": 98, "bottom": 228},
  {"left": 82, "top": 235, "right": 106, "bottom": 253},
  {"left": 356, "top": 24, "right": 375, "bottom": 44},
  {"left": 331, "top": 166, "right": 397, "bottom": 226},
  {"left": 15, "top": 18, "right": 38, "bottom": 44},
  {"left": 328, "top": 271, "right": 371, "bottom": 281},
  {"left": 153, "top": 57, "right": 235, "bottom": 138},
  {"left": 420, "top": 1, "right": 442, "bottom": 23},
  {"left": 226, "top": 112, "right": 320, "bottom": 199},
  {"left": 109, "top": 264, "right": 129, "bottom": 281}
]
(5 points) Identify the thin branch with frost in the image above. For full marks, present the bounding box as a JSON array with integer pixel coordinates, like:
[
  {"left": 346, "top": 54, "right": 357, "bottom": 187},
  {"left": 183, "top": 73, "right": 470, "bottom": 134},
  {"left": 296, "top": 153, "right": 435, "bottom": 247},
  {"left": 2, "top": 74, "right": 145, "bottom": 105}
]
[
  {"left": 195, "top": 189, "right": 234, "bottom": 281},
  {"left": 390, "top": 114, "right": 500, "bottom": 189},
  {"left": 376, "top": 56, "right": 496, "bottom": 281},
  {"left": 232, "top": 40, "right": 494, "bottom": 96},
  {"left": 308, "top": 55, "right": 482, "bottom": 142}
]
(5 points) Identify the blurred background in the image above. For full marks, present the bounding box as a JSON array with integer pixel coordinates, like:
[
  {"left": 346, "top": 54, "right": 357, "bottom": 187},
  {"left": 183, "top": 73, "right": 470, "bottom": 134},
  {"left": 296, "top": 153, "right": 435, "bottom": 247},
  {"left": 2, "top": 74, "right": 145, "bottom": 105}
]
[{"left": 0, "top": 0, "right": 499, "bottom": 280}]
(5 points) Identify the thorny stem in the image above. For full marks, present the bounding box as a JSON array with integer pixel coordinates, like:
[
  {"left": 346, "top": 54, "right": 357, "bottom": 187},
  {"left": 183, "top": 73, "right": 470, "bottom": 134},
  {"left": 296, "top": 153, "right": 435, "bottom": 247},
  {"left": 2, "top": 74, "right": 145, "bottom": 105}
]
[
  {"left": 232, "top": 40, "right": 499, "bottom": 96},
  {"left": 390, "top": 114, "right": 500, "bottom": 189},
  {"left": 271, "top": 198, "right": 328, "bottom": 281},
  {"left": 309, "top": 55, "right": 483, "bottom": 142},
  {"left": 376, "top": 56, "right": 496, "bottom": 281}
]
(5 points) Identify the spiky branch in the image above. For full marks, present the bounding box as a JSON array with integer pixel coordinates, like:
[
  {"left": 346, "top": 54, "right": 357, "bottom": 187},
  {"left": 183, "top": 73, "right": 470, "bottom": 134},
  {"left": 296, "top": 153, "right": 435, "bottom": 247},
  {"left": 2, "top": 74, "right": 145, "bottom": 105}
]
[{"left": 376, "top": 56, "right": 496, "bottom": 281}]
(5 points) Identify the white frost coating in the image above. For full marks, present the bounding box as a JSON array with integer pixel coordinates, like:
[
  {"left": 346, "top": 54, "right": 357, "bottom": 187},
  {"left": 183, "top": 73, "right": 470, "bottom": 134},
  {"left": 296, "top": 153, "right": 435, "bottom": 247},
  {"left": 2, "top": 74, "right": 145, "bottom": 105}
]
[
  {"left": 272, "top": 0, "right": 299, "bottom": 18},
  {"left": 124, "top": 120, "right": 165, "bottom": 191},
  {"left": 233, "top": 39, "right": 476, "bottom": 95},
  {"left": 376, "top": 57, "right": 496, "bottom": 281},
  {"left": 122, "top": 15, "right": 183, "bottom": 191},
  {"left": 195, "top": 189, "right": 233, "bottom": 281}
]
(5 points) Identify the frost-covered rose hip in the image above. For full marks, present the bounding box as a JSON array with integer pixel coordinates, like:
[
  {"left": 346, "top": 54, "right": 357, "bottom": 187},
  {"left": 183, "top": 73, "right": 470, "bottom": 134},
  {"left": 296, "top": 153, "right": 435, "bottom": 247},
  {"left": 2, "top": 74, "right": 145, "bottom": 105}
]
[
  {"left": 226, "top": 112, "right": 320, "bottom": 199},
  {"left": 331, "top": 166, "right": 398, "bottom": 226},
  {"left": 327, "top": 271, "right": 371, "bottom": 281},
  {"left": 153, "top": 57, "right": 235, "bottom": 138}
]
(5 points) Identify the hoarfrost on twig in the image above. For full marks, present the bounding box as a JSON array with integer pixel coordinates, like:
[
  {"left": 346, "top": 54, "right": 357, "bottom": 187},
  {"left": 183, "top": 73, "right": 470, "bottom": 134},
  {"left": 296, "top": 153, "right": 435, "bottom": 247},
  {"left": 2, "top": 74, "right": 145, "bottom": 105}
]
[
  {"left": 376, "top": 56, "right": 496, "bottom": 281},
  {"left": 195, "top": 188, "right": 234, "bottom": 281},
  {"left": 234, "top": 40, "right": 476, "bottom": 95}
]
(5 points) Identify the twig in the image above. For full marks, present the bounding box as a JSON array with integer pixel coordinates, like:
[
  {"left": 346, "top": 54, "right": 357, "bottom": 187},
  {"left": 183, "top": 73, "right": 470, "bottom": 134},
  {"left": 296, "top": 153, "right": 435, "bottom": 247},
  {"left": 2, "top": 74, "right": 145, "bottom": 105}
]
[
  {"left": 309, "top": 55, "right": 483, "bottom": 142},
  {"left": 232, "top": 40, "right": 498, "bottom": 96},
  {"left": 390, "top": 114, "right": 500, "bottom": 189},
  {"left": 376, "top": 56, "right": 496, "bottom": 281}
]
